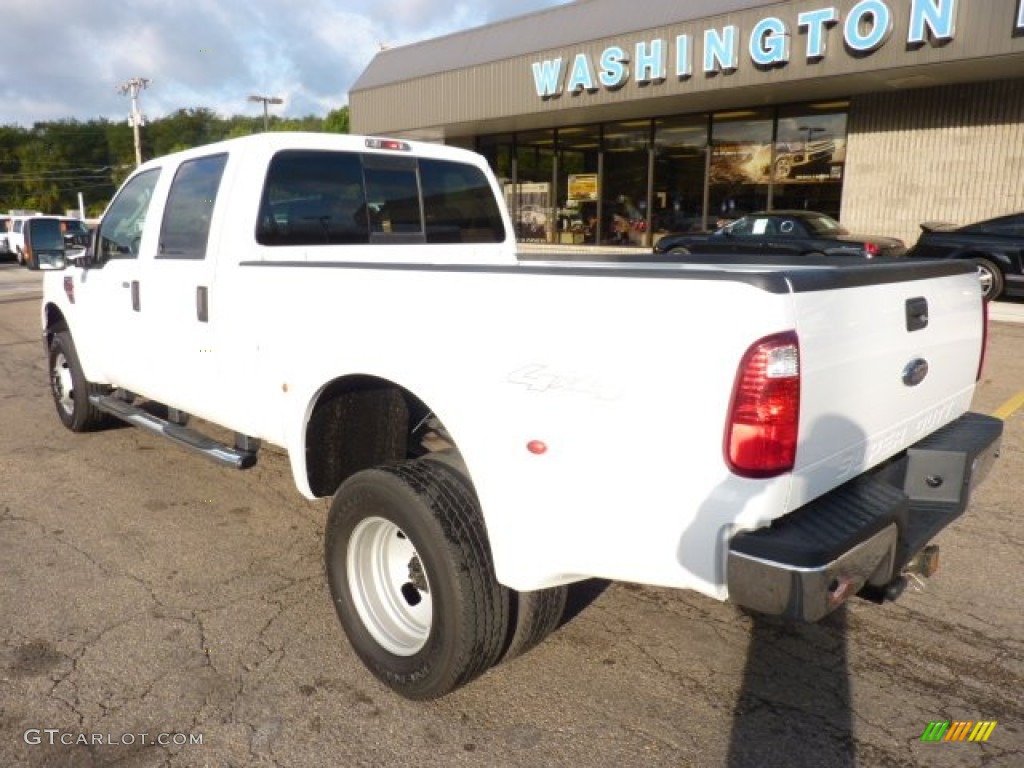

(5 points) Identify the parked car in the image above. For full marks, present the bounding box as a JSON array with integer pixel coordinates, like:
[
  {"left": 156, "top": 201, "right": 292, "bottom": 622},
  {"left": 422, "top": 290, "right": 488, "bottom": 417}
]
[
  {"left": 908, "top": 212, "right": 1024, "bottom": 300},
  {"left": 653, "top": 210, "right": 907, "bottom": 259}
]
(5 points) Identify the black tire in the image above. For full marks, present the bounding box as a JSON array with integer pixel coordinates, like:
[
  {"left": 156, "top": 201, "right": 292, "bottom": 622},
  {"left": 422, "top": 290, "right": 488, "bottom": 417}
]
[
  {"left": 48, "top": 330, "right": 109, "bottom": 432},
  {"left": 973, "top": 258, "right": 1004, "bottom": 300},
  {"left": 501, "top": 585, "right": 568, "bottom": 663},
  {"left": 804, "top": 251, "right": 826, "bottom": 258},
  {"left": 325, "top": 460, "right": 509, "bottom": 700},
  {"left": 668, "top": 246, "right": 691, "bottom": 257}
]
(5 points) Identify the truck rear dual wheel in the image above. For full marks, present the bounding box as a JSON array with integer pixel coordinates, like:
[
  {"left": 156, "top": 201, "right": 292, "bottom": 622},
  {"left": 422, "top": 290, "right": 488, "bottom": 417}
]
[
  {"left": 48, "top": 330, "right": 109, "bottom": 432},
  {"left": 502, "top": 583, "right": 568, "bottom": 663},
  {"left": 326, "top": 459, "right": 510, "bottom": 700},
  {"left": 325, "top": 459, "right": 569, "bottom": 698}
]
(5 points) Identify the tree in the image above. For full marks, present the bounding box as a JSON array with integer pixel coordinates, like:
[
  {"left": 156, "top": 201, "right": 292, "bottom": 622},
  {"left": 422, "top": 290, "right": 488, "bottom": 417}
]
[
  {"left": 0, "top": 104, "right": 345, "bottom": 213},
  {"left": 324, "top": 106, "right": 350, "bottom": 134}
]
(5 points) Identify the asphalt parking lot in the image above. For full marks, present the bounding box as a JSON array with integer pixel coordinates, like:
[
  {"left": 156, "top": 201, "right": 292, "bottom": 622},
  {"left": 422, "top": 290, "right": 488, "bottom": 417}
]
[{"left": 1, "top": 265, "right": 1022, "bottom": 767}]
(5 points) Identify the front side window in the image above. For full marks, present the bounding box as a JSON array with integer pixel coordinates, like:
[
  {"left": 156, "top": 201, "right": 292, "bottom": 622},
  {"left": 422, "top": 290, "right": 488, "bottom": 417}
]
[
  {"left": 98, "top": 168, "right": 161, "bottom": 260},
  {"left": 158, "top": 154, "right": 228, "bottom": 259}
]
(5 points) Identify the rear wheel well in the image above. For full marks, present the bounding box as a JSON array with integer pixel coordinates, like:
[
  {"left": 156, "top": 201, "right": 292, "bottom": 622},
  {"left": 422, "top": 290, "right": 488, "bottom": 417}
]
[{"left": 305, "top": 375, "right": 447, "bottom": 497}]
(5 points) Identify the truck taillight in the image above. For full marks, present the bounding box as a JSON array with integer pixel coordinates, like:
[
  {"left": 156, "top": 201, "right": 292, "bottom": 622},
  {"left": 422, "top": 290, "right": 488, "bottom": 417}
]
[{"left": 725, "top": 331, "right": 801, "bottom": 478}]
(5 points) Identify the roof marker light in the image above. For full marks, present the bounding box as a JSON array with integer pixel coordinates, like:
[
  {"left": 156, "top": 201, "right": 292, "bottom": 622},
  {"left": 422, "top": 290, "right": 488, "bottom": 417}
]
[{"left": 365, "top": 138, "right": 411, "bottom": 152}]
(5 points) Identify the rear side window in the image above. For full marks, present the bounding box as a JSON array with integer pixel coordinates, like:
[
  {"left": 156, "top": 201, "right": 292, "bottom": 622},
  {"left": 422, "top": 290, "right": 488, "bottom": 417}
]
[
  {"left": 256, "top": 149, "right": 505, "bottom": 247},
  {"left": 964, "top": 214, "right": 1023, "bottom": 237},
  {"left": 257, "top": 151, "right": 369, "bottom": 246},
  {"left": 158, "top": 153, "right": 228, "bottom": 259},
  {"left": 420, "top": 159, "right": 505, "bottom": 244}
]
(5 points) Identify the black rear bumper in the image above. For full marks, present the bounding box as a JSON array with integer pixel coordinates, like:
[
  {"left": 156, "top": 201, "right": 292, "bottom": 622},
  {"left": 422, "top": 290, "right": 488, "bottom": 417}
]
[{"left": 727, "top": 412, "right": 1003, "bottom": 621}]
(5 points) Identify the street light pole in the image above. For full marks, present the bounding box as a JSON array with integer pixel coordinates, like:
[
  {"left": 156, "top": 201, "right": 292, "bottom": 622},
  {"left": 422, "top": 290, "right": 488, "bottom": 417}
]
[
  {"left": 248, "top": 94, "right": 283, "bottom": 131},
  {"left": 118, "top": 77, "right": 151, "bottom": 167}
]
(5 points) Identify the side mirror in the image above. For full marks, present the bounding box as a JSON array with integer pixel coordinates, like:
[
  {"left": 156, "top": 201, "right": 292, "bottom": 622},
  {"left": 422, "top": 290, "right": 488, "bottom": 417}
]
[
  {"left": 64, "top": 228, "right": 100, "bottom": 268},
  {"left": 65, "top": 247, "right": 88, "bottom": 266},
  {"left": 24, "top": 219, "right": 66, "bottom": 271}
]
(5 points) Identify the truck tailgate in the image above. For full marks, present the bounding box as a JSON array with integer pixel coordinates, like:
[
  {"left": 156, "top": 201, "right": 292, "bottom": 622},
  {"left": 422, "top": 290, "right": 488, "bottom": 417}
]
[{"left": 788, "top": 262, "right": 984, "bottom": 512}]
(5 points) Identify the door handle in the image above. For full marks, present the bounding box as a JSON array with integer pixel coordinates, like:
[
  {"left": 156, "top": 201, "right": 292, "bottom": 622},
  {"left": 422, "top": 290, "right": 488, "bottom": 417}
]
[
  {"left": 131, "top": 280, "right": 140, "bottom": 312},
  {"left": 196, "top": 286, "right": 209, "bottom": 323}
]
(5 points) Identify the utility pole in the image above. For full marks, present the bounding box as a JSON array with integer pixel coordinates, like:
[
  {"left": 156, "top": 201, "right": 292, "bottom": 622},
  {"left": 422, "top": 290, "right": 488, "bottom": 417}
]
[
  {"left": 118, "top": 77, "right": 150, "bottom": 167},
  {"left": 248, "top": 94, "right": 283, "bottom": 131}
]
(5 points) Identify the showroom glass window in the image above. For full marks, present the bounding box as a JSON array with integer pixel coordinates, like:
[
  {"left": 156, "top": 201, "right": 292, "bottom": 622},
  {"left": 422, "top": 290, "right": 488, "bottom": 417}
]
[
  {"left": 513, "top": 130, "right": 556, "bottom": 243},
  {"left": 602, "top": 120, "right": 652, "bottom": 246},
  {"left": 771, "top": 103, "right": 848, "bottom": 219},
  {"left": 653, "top": 115, "right": 709, "bottom": 236},
  {"left": 709, "top": 110, "right": 773, "bottom": 223},
  {"left": 556, "top": 124, "right": 601, "bottom": 245}
]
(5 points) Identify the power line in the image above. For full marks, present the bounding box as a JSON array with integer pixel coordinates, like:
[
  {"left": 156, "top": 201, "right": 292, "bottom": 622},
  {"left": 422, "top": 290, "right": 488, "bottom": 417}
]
[{"left": 0, "top": 165, "right": 123, "bottom": 180}]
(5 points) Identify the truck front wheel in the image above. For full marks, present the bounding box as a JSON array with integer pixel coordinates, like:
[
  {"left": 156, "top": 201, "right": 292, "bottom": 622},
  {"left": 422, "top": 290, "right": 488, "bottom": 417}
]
[
  {"left": 48, "top": 330, "right": 108, "bottom": 432},
  {"left": 325, "top": 460, "right": 509, "bottom": 700}
]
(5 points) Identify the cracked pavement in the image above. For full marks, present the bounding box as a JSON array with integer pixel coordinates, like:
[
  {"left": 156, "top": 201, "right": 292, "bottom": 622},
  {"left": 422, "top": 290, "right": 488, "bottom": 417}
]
[{"left": 1, "top": 283, "right": 1022, "bottom": 767}]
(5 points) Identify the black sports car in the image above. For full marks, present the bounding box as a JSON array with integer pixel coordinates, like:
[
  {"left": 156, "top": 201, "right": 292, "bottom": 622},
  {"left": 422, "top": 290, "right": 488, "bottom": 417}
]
[
  {"left": 908, "top": 212, "right": 1024, "bottom": 300},
  {"left": 653, "top": 210, "right": 906, "bottom": 260}
]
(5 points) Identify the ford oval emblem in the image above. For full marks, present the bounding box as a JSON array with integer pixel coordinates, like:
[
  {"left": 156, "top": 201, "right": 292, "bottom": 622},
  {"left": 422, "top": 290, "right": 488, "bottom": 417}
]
[{"left": 902, "top": 358, "right": 929, "bottom": 387}]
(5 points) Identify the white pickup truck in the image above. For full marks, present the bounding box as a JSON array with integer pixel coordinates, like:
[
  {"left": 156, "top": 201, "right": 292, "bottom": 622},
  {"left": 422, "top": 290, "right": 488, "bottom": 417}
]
[{"left": 41, "top": 133, "right": 1002, "bottom": 700}]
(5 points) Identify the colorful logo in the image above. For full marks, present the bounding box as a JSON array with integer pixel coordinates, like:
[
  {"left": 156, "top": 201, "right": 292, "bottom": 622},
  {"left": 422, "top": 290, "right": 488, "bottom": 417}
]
[{"left": 920, "top": 721, "right": 997, "bottom": 742}]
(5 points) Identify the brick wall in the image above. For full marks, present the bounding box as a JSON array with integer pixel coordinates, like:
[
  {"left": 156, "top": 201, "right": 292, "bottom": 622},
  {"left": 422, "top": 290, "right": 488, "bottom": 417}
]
[{"left": 842, "top": 80, "right": 1024, "bottom": 247}]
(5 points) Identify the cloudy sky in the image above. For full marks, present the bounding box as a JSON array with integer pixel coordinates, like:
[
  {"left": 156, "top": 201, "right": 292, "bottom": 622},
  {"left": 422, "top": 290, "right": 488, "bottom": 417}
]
[{"left": 0, "top": 0, "right": 571, "bottom": 128}]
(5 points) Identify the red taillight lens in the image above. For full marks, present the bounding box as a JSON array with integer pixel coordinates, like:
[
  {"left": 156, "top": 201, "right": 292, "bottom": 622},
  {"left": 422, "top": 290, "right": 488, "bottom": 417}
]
[
  {"left": 863, "top": 242, "right": 880, "bottom": 258},
  {"left": 725, "top": 331, "right": 801, "bottom": 478}
]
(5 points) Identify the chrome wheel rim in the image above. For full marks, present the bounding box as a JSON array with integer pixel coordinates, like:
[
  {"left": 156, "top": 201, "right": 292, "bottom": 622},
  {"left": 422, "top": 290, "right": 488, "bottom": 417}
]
[
  {"left": 347, "top": 516, "right": 432, "bottom": 656},
  {"left": 976, "top": 265, "right": 995, "bottom": 297},
  {"left": 51, "top": 350, "right": 74, "bottom": 416}
]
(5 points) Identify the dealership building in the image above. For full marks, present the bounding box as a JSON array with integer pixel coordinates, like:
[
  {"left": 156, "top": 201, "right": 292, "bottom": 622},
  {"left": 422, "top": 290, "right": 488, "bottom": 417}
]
[{"left": 350, "top": 0, "right": 1024, "bottom": 247}]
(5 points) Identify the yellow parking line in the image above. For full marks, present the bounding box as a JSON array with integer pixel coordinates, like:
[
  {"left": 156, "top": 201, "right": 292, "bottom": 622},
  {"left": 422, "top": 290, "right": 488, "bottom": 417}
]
[{"left": 993, "top": 391, "right": 1024, "bottom": 421}]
